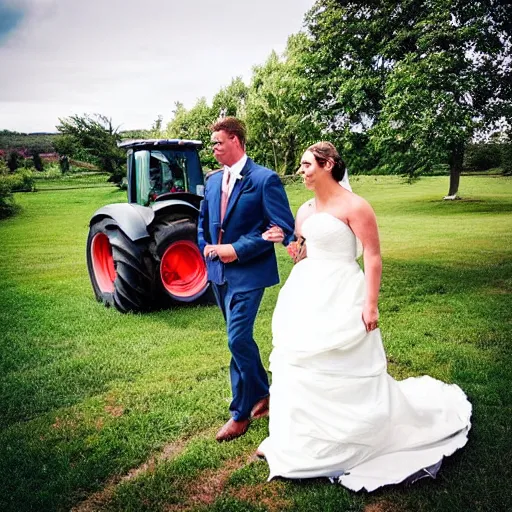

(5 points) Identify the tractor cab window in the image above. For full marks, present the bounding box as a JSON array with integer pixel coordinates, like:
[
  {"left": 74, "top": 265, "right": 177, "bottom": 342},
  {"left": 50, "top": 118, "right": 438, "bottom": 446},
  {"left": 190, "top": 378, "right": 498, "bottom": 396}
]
[
  {"left": 134, "top": 150, "right": 151, "bottom": 205},
  {"left": 149, "top": 151, "right": 186, "bottom": 198},
  {"left": 132, "top": 145, "right": 203, "bottom": 205}
]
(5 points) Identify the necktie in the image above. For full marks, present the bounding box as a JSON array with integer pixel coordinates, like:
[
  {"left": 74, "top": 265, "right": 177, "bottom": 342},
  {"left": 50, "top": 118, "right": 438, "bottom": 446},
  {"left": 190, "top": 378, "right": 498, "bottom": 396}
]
[{"left": 220, "top": 170, "right": 231, "bottom": 222}]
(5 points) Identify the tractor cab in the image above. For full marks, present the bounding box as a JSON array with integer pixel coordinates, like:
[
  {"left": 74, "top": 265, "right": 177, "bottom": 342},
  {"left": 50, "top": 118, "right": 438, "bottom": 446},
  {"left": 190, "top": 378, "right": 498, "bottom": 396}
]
[{"left": 120, "top": 139, "right": 205, "bottom": 206}]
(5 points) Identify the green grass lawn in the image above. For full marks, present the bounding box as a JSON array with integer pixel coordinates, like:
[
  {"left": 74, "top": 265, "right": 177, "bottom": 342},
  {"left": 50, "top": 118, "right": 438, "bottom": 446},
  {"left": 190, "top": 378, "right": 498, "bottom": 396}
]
[
  {"left": 33, "top": 171, "right": 114, "bottom": 190},
  {"left": 0, "top": 176, "right": 511, "bottom": 512}
]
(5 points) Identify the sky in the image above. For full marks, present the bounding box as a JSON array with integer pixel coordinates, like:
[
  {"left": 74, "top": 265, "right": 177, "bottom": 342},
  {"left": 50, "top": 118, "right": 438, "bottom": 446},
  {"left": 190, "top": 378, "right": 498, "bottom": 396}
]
[{"left": 0, "top": 0, "right": 316, "bottom": 133}]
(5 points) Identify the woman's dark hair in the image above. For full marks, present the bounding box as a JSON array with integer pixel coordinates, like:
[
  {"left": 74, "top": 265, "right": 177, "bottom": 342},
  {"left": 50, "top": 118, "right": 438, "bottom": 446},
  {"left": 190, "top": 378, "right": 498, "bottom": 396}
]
[
  {"left": 211, "top": 117, "right": 246, "bottom": 148},
  {"left": 306, "top": 141, "right": 346, "bottom": 181}
]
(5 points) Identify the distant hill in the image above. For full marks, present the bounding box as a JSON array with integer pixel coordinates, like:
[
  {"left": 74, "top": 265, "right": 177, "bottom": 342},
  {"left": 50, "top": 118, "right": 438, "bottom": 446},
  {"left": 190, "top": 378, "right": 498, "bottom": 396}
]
[
  {"left": 0, "top": 129, "right": 156, "bottom": 157},
  {"left": 0, "top": 130, "right": 59, "bottom": 154}
]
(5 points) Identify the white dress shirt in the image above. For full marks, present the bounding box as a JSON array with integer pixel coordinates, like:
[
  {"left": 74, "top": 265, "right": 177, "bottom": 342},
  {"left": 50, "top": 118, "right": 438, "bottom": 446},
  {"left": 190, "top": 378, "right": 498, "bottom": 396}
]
[{"left": 222, "top": 154, "right": 247, "bottom": 197}]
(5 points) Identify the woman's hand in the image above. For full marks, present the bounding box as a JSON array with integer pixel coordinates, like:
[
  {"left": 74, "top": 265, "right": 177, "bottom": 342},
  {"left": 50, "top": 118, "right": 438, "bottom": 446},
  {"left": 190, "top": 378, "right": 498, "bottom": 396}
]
[
  {"left": 286, "top": 237, "right": 307, "bottom": 264},
  {"left": 362, "top": 304, "right": 379, "bottom": 332},
  {"left": 262, "top": 225, "right": 285, "bottom": 243}
]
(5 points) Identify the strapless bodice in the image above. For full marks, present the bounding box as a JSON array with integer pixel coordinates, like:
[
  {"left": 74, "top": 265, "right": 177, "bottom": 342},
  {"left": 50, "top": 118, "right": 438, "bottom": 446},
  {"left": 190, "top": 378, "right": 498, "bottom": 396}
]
[{"left": 302, "top": 212, "right": 358, "bottom": 261}]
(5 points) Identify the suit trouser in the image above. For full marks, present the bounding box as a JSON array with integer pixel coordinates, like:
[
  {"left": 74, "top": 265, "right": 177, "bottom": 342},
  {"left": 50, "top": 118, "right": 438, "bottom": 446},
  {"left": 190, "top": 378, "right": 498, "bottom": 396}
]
[{"left": 212, "top": 283, "right": 269, "bottom": 421}]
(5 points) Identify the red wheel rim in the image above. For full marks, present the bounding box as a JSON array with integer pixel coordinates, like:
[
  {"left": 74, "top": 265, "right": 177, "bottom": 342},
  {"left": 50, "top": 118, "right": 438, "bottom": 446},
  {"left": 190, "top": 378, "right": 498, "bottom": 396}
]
[
  {"left": 160, "top": 240, "right": 207, "bottom": 297},
  {"left": 91, "top": 233, "right": 116, "bottom": 293}
]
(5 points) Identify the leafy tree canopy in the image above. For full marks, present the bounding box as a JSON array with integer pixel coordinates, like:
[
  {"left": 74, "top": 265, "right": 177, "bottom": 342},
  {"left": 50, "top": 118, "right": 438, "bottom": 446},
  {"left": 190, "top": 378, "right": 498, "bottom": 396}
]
[
  {"left": 301, "top": 0, "right": 512, "bottom": 195},
  {"left": 246, "top": 43, "right": 322, "bottom": 175},
  {"left": 56, "top": 114, "right": 126, "bottom": 183},
  {"left": 165, "top": 99, "right": 217, "bottom": 169}
]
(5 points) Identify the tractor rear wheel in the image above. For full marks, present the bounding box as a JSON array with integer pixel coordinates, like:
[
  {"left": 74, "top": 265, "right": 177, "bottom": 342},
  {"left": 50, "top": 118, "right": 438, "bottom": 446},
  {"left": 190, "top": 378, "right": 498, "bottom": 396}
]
[
  {"left": 151, "top": 215, "right": 212, "bottom": 306},
  {"left": 87, "top": 218, "right": 154, "bottom": 313}
]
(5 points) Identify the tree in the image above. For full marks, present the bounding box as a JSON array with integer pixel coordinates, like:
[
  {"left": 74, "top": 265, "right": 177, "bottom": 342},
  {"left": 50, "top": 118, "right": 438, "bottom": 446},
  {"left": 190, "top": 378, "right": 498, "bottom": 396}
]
[
  {"left": 302, "top": 0, "right": 512, "bottom": 196},
  {"left": 246, "top": 52, "right": 290, "bottom": 172},
  {"left": 502, "top": 140, "right": 512, "bottom": 175},
  {"left": 211, "top": 77, "right": 249, "bottom": 119},
  {"left": 246, "top": 43, "right": 321, "bottom": 175},
  {"left": 7, "top": 151, "right": 20, "bottom": 173},
  {"left": 150, "top": 115, "right": 163, "bottom": 138},
  {"left": 59, "top": 155, "right": 70, "bottom": 174},
  {"left": 165, "top": 99, "right": 217, "bottom": 168},
  {"left": 56, "top": 114, "right": 126, "bottom": 183},
  {"left": 52, "top": 133, "right": 83, "bottom": 160},
  {"left": 31, "top": 151, "right": 43, "bottom": 172}
]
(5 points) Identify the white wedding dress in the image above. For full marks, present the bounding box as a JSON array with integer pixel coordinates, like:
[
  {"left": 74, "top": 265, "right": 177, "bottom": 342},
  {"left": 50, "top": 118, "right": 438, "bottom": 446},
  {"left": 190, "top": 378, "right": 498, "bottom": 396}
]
[{"left": 258, "top": 212, "right": 471, "bottom": 492}]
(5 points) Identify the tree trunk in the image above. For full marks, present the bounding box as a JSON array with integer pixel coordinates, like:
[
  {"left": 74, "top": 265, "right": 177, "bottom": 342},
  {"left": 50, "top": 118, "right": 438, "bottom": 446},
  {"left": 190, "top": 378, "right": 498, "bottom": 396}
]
[
  {"left": 445, "top": 142, "right": 464, "bottom": 199},
  {"left": 271, "top": 142, "right": 279, "bottom": 174},
  {"left": 447, "top": 168, "right": 461, "bottom": 197},
  {"left": 284, "top": 133, "right": 296, "bottom": 175}
]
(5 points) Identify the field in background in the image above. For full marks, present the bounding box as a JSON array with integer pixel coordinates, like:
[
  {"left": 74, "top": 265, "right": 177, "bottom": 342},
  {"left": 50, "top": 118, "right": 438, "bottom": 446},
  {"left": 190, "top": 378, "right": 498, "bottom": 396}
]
[
  {"left": 0, "top": 176, "right": 511, "bottom": 511},
  {"left": 32, "top": 166, "right": 114, "bottom": 190}
]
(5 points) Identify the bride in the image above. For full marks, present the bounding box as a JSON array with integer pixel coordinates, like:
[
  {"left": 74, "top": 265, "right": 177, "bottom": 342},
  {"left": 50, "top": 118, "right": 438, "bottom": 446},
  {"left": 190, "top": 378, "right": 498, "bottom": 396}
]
[{"left": 259, "top": 142, "right": 471, "bottom": 492}]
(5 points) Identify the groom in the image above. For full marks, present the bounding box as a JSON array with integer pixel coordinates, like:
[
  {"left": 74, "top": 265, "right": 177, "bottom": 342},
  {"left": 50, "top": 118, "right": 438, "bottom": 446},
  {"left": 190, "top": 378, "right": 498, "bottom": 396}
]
[{"left": 197, "top": 117, "right": 295, "bottom": 442}]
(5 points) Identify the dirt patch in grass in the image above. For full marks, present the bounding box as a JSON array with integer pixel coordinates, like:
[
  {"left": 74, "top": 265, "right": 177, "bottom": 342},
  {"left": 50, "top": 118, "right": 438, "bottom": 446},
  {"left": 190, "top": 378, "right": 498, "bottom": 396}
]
[
  {"left": 51, "top": 415, "right": 79, "bottom": 432},
  {"left": 484, "top": 279, "right": 512, "bottom": 294},
  {"left": 71, "top": 439, "right": 187, "bottom": 512},
  {"left": 364, "top": 500, "right": 406, "bottom": 512},
  {"left": 163, "top": 453, "right": 290, "bottom": 512},
  {"left": 230, "top": 481, "right": 292, "bottom": 512},
  {"left": 104, "top": 405, "right": 124, "bottom": 417},
  {"left": 164, "top": 455, "right": 249, "bottom": 511}
]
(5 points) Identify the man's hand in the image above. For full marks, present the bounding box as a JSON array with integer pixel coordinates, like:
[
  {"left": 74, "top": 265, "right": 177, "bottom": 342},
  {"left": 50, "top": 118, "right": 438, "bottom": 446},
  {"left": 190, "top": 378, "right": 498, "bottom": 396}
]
[{"left": 204, "top": 244, "right": 238, "bottom": 264}]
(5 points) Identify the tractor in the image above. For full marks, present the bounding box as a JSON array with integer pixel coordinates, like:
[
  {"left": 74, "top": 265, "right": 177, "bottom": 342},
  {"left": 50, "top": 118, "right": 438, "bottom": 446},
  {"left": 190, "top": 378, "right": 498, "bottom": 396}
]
[{"left": 86, "top": 139, "right": 214, "bottom": 313}]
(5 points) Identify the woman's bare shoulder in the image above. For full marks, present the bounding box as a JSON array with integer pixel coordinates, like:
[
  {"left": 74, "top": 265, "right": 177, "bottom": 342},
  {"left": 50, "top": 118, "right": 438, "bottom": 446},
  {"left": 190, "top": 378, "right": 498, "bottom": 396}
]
[
  {"left": 345, "top": 193, "right": 377, "bottom": 233},
  {"left": 295, "top": 199, "right": 315, "bottom": 233},
  {"left": 346, "top": 191, "right": 374, "bottom": 213},
  {"left": 297, "top": 198, "right": 315, "bottom": 214}
]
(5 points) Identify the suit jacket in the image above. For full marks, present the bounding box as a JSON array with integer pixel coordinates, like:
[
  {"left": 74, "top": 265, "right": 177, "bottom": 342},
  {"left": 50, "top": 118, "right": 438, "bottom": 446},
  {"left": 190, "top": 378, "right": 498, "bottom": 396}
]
[{"left": 197, "top": 158, "right": 295, "bottom": 293}]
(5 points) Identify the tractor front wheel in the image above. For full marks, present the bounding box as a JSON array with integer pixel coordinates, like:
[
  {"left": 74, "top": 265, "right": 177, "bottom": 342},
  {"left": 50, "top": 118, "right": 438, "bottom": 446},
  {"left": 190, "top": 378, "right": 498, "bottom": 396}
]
[
  {"left": 151, "top": 215, "right": 212, "bottom": 305},
  {"left": 86, "top": 218, "right": 154, "bottom": 313}
]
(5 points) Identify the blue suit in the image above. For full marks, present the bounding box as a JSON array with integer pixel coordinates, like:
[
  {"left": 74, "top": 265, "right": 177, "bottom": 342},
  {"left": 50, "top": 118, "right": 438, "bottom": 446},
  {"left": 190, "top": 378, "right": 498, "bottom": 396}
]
[{"left": 198, "top": 157, "right": 295, "bottom": 421}]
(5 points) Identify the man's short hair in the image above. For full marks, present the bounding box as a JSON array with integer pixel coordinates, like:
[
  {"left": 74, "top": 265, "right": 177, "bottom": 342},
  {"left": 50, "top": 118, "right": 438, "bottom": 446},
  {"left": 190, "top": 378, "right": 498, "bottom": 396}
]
[{"left": 211, "top": 117, "right": 246, "bottom": 148}]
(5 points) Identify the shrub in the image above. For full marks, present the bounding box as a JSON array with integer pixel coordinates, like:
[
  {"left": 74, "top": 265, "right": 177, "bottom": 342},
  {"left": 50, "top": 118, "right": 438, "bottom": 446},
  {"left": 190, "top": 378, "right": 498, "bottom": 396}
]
[
  {"left": 430, "top": 163, "right": 450, "bottom": 175},
  {"left": 0, "top": 176, "right": 19, "bottom": 219},
  {"left": 32, "top": 152, "right": 44, "bottom": 172},
  {"left": 3, "top": 169, "right": 36, "bottom": 192},
  {"left": 7, "top": 151, "right": 20, "bottom": 172},
  {"left": 22, "top": 157, "right": 34, "bottom": 170},
  {"left": 59, "top": 155, "right": 69, "bottom": 173},
  {"left": 463, "top": 143, "right": 503, "bottom": 171},
  {"left": 501, "top": 143, "right": 512, "bottom": 175},
  {"left": 36, "top": 163, "right": 62, "bottom": 179}
]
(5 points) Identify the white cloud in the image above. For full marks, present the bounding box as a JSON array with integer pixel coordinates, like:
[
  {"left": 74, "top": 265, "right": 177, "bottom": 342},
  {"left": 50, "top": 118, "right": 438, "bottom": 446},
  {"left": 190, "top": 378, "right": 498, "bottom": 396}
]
[{"left": 0, "top": 0, "right": 315, "bottom": 132}]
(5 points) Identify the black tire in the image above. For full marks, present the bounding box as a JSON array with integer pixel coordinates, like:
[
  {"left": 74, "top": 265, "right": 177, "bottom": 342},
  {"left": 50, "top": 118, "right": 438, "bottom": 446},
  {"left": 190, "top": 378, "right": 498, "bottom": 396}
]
[
  {"left": 86, "top": 218, "right": 154, "bottom": 313},
  {"left": 150, "top": 214, "right": 213, "bottom": 306}
]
